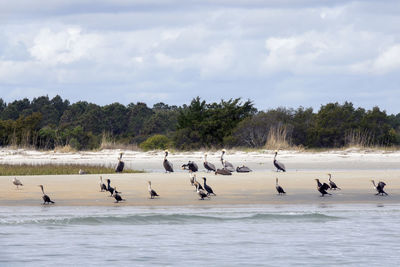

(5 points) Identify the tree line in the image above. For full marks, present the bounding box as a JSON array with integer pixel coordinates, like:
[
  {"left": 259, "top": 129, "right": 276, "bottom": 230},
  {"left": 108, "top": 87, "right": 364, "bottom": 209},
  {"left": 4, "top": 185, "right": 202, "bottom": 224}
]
[{"left": 0, "top": 95, "right": 399, "bottom": 150}]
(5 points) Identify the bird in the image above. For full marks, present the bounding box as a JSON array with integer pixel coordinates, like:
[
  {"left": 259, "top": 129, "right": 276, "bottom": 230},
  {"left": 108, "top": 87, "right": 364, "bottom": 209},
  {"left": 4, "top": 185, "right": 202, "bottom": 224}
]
[
  {"left": 78, "top": 169, "right": 86, "bottom": 175},
  {"left": 215, "top": 168, "right": 232, "bottom": 175},
  {"left": 196, "top": 184, "right": 210, "bottom": 200},
  {"left": 203, "top": 153, "right": 216, "bottom": 172},
  {"left": 181, "top": 161, "right": 198, "bottom": 172},
  {"left": 113, "top": 187, "right": 125, "bottom": 203},
  {"left": 328, "top": 173, "right": 341, "bottom": 190},
  {"left": 38, "top": 185, "right": 55, "bottom": 204},
  {"left": 12, "top": 177, "right": 23, "bottom": 189},
  {"left": 193, "top": 174, "right": 204, "bottom": 191},
  {"left": 371, "top": 180, "right": 388, "bottom": 196},
  {"left": 163, "top": 150, "right": 174, "bottom": 173},
  {"left": 99, "top": 176, "right": 107, "bottom": 192},
  {"left": 275, "top": 178, "right": 286, "bottom": 195},
  {"left": 115, "top": 152, "right": 125, "bottom": 173},
  {"left": 189, "top": 171, "right": 195, "bottom": 186},
  {"left": 236, "top": 165, "right": 252, "bottom": 172},
  {"left": 315, "top": 179, "right": 331, "bottom": 197},
  {"left": 202, "top": 177, "right": 216, "bottom": 196},
  {"left": 221, "top": 149, "right": 235, "bottom": 172},
  {"left": 273, "top": 150, "right": 286, "bottom": 172},
  {"left": 106, "top": 179, "right": 121, "bottom": 197},
  {"left": 148, "top": 181, "right": 159, "bottom": 199}
]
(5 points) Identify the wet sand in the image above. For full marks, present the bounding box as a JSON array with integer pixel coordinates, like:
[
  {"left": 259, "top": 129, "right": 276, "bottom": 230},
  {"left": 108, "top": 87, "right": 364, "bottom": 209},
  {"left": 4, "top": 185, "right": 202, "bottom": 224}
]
[{"left": 1, "top": 170, "right": 400, "bottom": 206}]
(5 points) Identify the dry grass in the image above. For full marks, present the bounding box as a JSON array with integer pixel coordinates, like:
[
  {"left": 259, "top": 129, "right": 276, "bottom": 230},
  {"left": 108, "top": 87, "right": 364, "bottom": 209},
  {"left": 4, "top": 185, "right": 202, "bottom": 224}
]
[
  {"left": 265, "top": 124, "right": 293, "bottom": 150},
  {"left": 99, "top": 132, "right": 140, "bottom": 150},
  {"left": 345, "top": 129, "right": 374, "bottom": 148},
  {"left": 0, "top": 163, "right": 144, "bottom": 176}
]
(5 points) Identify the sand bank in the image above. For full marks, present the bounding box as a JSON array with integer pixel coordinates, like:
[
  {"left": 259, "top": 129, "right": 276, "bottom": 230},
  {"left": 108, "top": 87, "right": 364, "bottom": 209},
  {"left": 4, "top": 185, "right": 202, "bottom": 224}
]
[{"left": 1, "top": 170, "right": 400, "bottom": 206}]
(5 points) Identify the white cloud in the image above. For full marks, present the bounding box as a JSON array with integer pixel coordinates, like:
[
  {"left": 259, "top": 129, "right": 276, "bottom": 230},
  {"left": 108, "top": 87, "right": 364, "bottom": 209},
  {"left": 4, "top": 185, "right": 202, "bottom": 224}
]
[{"left": 29, "top": 27, "right": 101, "bottom": 65}]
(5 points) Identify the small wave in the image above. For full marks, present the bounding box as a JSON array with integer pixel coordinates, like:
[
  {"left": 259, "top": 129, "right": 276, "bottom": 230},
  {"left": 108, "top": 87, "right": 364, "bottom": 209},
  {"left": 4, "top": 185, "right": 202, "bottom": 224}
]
[{"left": 0, "top": 212, "right": 341, "bottom": 226}]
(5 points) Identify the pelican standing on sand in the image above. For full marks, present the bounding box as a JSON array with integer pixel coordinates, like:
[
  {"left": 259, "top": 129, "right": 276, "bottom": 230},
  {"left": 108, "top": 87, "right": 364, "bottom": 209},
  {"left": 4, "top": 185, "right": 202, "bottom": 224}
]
[
  {"left": 12, "top": 178, "right": 23, "bottom": 189},
  {"left": 221, "top": 149, "right": 235, "bottom": 172},
  {"left": 203, "top": 153, "right": 216, "bottom": 172},
  {"left": 115, "top": 152, "right": 125, "bottom": 173},
  {"left": 315, "top": 179, "right": 331, "bottom": 197},
  {"left": 38, "top": 185, "right": 55, "bottom": 204},
  {"left": 148, "top": 181, "right": 159, "bottom": 199},
  {"left": 113, "top": 187, "right": 125, "bottom": 203},
  {"left": 99, "top": 176, "right": 107, "bottom": 192},
  {"left": 181, "top": 161, "right": 198, "bottom": 172},
  {"left": 275, "top": 178, "right": 286, "bottom": 195},
  {"left": 202, "top": 177, "right": 216, "bottom": 196},
  {"left": 193, "top": 174, "right": 204, "bottom": 191},
  {"left": 273, "top": 150, "right": 286, "bottom": 172},
  {"left": 328, "top": 173, "right": 341, "bottom": 190},
  {"left": 371, "top": 180, "right": 388, "bottom": 196},
  {"left": 163, "top": 150, "right": 174, "bottom": 173}
]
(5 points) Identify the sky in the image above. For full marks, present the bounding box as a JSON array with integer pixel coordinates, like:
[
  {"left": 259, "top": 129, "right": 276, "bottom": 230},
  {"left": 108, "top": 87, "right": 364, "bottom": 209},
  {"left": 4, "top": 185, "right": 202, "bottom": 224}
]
[{"left": 1, "top": 0, "right": 400, "bottom": 113}]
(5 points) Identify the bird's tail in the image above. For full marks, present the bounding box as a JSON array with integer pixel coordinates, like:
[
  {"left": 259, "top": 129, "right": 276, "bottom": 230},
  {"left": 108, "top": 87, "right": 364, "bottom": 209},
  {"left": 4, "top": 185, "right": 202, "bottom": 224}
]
[{"left": 50, "top": 200, "right": 55, "bottom": 203}]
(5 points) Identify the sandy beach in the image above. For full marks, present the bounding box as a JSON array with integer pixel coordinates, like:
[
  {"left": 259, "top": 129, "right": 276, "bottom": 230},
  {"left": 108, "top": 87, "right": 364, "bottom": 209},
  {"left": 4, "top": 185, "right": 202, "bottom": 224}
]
[{"left": 1, "top": 170, "right": 400, "bottom": 206}]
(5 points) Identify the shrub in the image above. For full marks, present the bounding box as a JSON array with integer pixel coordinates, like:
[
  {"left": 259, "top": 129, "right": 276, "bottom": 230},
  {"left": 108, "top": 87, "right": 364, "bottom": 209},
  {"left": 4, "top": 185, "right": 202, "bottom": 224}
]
[{"left": 140, "top": 134, "right": 171, "bottom": 151}]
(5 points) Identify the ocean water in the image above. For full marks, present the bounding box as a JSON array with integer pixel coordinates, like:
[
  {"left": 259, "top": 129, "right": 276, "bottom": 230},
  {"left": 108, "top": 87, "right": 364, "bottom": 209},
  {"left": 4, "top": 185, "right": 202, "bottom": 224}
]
[{"left": 1, "top": 204, "right": 400, "bottom": 266}]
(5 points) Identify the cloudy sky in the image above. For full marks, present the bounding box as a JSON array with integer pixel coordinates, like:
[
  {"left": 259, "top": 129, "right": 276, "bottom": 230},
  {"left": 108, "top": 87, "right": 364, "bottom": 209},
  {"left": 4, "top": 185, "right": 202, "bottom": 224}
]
[{"left": 1, "top": 0, "right": 400, "bottom": 113}]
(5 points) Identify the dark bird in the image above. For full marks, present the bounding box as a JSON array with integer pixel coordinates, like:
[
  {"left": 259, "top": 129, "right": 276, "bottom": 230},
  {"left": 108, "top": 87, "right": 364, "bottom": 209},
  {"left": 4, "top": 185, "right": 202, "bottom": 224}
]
[
  {"left": 273, "top": 150, "right": 286, "bottom": 172},
  {"left": 315, "top": 179, "right": 331, "bottom": 197},
  {"left": 115, "top": 152, "right": 125, "bottom": 173},
  {"left": 13, "top": 177, "right": 23, "bottom": 189},
  {"left": 163, "top": 150, "right": 174, "bottom": 173},
  {"left": 371, "top": 180, "right": 388, "bottom": 196},
  {"left": 275, "top": 178, "right": 286, "bottom": 195},
  {"left": 236, "top": 165, "right": 252, "bottom": 172},
  {"left": 203, "top": 153, "right": 216, "bottom": 172},
  {"left": 221, "top": 149, "right": 235, "bottom": 172},
  {"left": 215, "top": 168, "right": 232, "bottom": 175},
  {"left": 202, "top": 177, "right": 216, "bottom": 196},
  {"left": 106, "top": 179, "right": 121, "bottom": 197},
  {"left": 148, "top": 181, "right": 159, "bottom": 199},
  {"left": 38, "top": 185, "right": 55, "bottom": 204},
  {"left": 181, "top": 161, "right": 198, "bottom": 172},
  {"left": 196, "top": 184, "right": 210, "bottom": 200},
  {"left": 99, "top": 176, "right": 107, "bottom": 192},
  {"left": 328, "top": 173, "right": 341, "bottom": 190},
  {"left": 113, "top": 187, "right": 125, "bottom": 203}
]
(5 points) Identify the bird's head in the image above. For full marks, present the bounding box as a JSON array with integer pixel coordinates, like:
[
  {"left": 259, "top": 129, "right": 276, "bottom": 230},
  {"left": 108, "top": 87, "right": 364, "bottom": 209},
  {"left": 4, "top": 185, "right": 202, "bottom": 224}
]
[
  {"left": 202, "top": 177, "right": 206, "bottom": 181},
  {"left": 222, "top": 149, "right": 226, "bottom": 154},
  {"left": 148, "top": 181, "right": 151, "bottom": 185}
]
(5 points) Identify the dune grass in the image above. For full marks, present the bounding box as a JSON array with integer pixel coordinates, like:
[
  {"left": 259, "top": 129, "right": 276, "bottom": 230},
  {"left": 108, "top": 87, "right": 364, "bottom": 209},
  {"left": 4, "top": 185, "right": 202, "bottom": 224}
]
[{"left": 0, "top": 163, "right": 144, "bottom": 176}]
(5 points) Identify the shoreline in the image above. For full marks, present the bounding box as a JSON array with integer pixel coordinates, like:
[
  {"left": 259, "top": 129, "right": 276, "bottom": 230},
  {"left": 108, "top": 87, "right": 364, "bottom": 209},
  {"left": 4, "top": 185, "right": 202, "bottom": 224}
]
[{"left": 1, "top": 170, "right": 400, "bottom": 206}]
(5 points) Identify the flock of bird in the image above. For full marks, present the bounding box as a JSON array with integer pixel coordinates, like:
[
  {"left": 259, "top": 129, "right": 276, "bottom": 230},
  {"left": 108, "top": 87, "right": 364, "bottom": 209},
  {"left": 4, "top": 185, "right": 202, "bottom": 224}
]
[{"left": 10, "top": 149, "right": 389, "bottom": 204}]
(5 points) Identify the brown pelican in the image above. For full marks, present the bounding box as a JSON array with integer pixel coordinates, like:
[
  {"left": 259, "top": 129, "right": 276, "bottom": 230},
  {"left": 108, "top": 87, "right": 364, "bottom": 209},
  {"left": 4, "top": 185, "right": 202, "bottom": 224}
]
[
  {"left": 38, "top": 185, "right": 55, "bottom": 204},
  {"left": 371, "top": 180, "right": 388, "bottom": 196},
  {"left": 203, "top": 153, "right": 216, "bottom": 172},
  {"left": 202, "top": 177, "right": 216, "bottom": 196},
  {"left": 99, "top": 176, "right": 107, "bottom": 192},
  {"left": 163, "top": 150, "right": 174, "bottom": 173},
  {"left": 148, "top": 181, "right": 159, "bottom": 199},
  {"left": 113, "top": 187, "right": 125, "bottom": 203},
  {"left": 273, "top": 150, "right": 286, "bottom": 172},
  {"left": 181, "top": 161, "right": 198, "bottom": 172},
  {"left": 196, "top": 184, "right": 210, "bottom": 200},
  {"left": 189, "top": 171, "right": 195, "bottom": 186},
  {"left": 12, "top": 177, "right": 23, "bottom": 189},
  {"left": 115, "top": 152, "right": 125, "bottom": 173},
  {"left": 315, "top": 179, "right": 331, "bottom": 197},
  {"left": 193, "top": 174, "right": 204, "bottom": 191},
  {"left": 275, "top": 178, "right": 286, "bottom": 195},
  {"left": 215, "top": 168, "right": 232, "bottom": 175},
  {"left": 328, "top": 173, "right": 341, "bottom": 190},
  {"left": 236, "top": 165, "right": 252, "bottom": 172},
  {"left": 221, "top": 149, "right": 235, "bottom": 172}
]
